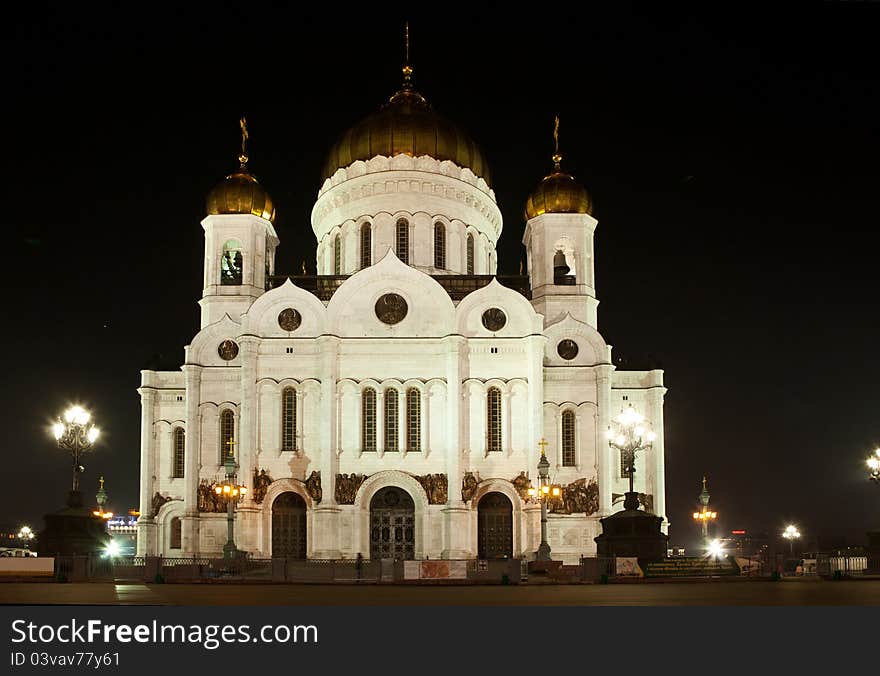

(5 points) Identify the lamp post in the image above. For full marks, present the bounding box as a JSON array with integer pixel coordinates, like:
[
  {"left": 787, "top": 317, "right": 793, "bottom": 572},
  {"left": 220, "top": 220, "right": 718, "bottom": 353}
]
[
  {"left": 782, "top": 524, "right": 801, "bottom": 556},
  {"left": 527, "top": 439, "right": 561, "bottom": 562},
  {"left": 692, "top": 476, "right": 718, "bottom": 543},
  {"left": 606, "top": 405, "right": 656, "bottom": 511},
  {"left": 52, "top": 405, "right": 100, "bottom": 504},
  {"left": 867, "top": 448, "right": 880, "bottom": 483},
  {"left": 17, "top": 526, "right": 34, "bottom": 550},
  {"left": 214, "top": 438, "right": 247, "bottom": 560}
]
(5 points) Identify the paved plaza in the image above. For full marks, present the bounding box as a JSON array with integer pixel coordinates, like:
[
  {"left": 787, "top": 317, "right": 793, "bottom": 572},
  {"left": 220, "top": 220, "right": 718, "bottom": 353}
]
[{"left": 2, "top": 578, "right": 880, "bottom": 606}]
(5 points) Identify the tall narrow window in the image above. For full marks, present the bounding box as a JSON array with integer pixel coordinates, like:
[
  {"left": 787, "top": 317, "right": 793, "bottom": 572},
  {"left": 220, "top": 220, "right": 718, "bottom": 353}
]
[
  {"left": 396, "top": 218, "right": 409, "bottom": 264},
  {"left": 362, "top": 388, "right": 376, "bottom": 452},
  {"left": 282, "top": 387, "right": 296, "bottom": 452},
  {"left": 172, "top": 427, "right": 185, "bottom": 478},
  {"left": 406, "top": 388, "right": 421, "bottom": 452},
  {"left": 333, "top": 234, "right": 341, "bottom": 275},
  {"left": 434, "top": 222, "right": 446, "bottom": 269},
  {"left": 169, "top": 517, "right": 182, "bottom": 549},
  {"left": 466, "top": 233, "right": 475, "bottom": 275},
  {"left": 384, "top": 388, "right": 399, "bottom": 452},
  {"left": 221, "top": 239, "right": 243, "bottom": 285},
  {"left": 220, "top": 409, "right": 235, "bottom": 463},
  {"left": 562, "top": 411, "right": 576, "bottom": 467},
  {"left": 360, "top": 222, "right": 372, "bottom": 269},
  {"left": 487, "top": 387, "right": 501, "bottom": 452}
]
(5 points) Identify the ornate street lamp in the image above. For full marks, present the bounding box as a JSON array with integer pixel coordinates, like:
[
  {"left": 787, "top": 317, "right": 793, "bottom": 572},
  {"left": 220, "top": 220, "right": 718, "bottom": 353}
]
[
  {"left": 17, "top": 526, "right": 34, "bottom": 549},
  {"left": 606, "top": 405, "right": 656, "bottom": 511},
  {"left": 782, "top": 524, "right": 801, "bottom": 556},
  {"left": 867, "top": 448, "right": 880, "bottom": 482},
  {"left": 527, "top": 439, "right": 561, "bottom": 562},
  {"left": 214, "top": 438, "right": 247, "bottom": 560},
  {"left": 692, "top": 476, "right": 718, "bottom": 543},
  {"left": 52, "top": 405, "right": 100, "bottom": 497}
]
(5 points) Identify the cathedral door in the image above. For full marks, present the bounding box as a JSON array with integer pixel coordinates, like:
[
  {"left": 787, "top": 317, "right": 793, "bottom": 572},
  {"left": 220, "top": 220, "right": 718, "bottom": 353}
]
[
  {"left": 272, "top": 492, "right": 307, "bottom": 558},
  {"left": 370, "top": 487, "right": 415, "bottom": 560},
  {"left": 478, "top": 492, "right": 513, "bottom": 559}
]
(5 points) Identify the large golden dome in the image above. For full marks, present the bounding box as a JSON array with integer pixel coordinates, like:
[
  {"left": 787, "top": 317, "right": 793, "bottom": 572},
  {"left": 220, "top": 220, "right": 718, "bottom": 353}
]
[
  {"left": 322, "top": 85, "right": 491, "bottom": 187},
  {"left": 525, "top": 156, "right": 591, "bottom": 220},
  {"left": 206, "top": 165, "right": 276, "bottom": 223}
]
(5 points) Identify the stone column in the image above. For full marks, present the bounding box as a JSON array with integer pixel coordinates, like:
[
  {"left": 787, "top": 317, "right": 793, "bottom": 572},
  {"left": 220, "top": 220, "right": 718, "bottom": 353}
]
[
  {"left": 442, "top": 335, "right": 469, "bottom": 558},
  {"left": 526, "top": 335, "right": 546, "bottom": 473},
  {"left": 136, "top": 381, "right": 157, "bottom": 556},
  {"left": 313, "top": 336, "right": 340, "bottom": 558},
  {"left": 648, "top": 374, "right": 668, "bottom": 531},
  {"left": 237, "top": 337, "right": 260, "bottom": 552},
  {"left": 182, "top": 365, "right": 202, "bottom": 555},
  {"left": 376, "top": 389, "right": 385, "bottom": 456},
  {"left": 596, "top": 364, "right": 614, "bottom": 516}
]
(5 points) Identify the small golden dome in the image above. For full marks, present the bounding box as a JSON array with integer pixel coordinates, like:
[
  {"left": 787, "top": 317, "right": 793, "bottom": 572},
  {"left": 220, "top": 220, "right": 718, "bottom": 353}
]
[
  {"left": 206, "top": 166, "right": 276, "bottom": 223},
  {"left": 525, "top": 117, "right": 591, "bottom": 220},
  {"left": 323, "top": 86, "right": 491, "bottom": 187},
  {"left": 524, "top": 167, "right": 592, "bottom": 220}
]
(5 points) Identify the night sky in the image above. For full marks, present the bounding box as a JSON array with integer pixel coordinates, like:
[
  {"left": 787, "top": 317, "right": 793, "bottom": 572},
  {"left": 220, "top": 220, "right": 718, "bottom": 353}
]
[{"left": 4, "top": 4, "right": 879, "bottom": 552}]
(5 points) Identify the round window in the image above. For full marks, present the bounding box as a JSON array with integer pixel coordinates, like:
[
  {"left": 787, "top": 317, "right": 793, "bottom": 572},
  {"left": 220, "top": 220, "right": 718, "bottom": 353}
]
[
  {"left": 375, "top": 293, "right": 408, "bottom": 325},
  {"left": 481, "top": 307, "right": 507, "bottom": 331},
  {"left": 278, "top": 308, "right": 302, "bottom": 332},
  {"left": 218, "top": 340, "right": 239, "bottom": 361},
  {"left": 557, "top": 339, "right": 579, "bottom": 361}
]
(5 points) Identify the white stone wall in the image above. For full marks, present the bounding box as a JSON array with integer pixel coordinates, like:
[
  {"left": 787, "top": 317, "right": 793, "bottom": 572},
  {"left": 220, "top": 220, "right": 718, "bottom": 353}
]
[{"left": 137, "top": 155, "right": 667, "bottom": 564}]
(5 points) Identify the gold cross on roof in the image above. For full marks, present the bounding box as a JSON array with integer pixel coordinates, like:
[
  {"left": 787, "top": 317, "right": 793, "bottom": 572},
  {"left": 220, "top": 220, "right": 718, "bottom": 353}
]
[{"left": 538, "top": 438, "right": 549, "bottom": 455}]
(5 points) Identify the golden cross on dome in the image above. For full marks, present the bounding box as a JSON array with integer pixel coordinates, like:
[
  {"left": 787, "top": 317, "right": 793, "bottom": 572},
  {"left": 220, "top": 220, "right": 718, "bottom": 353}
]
[
  {"left": 402, "top": 21, "right": 413, "bottom": 87},
  {"left": 239, "top": 116, "right": 249, "bottom": 167},
  {"left": 226, "top": 437, "right": 237, "bottom": 457},
  {"left": 552, "top": 115, "right": 562, "bottom": 171},
  {"left": 99, "top": 475, "right": 105, "bottom": 490},
  {"left": 538, "top": 438, "right": 549, "bottom": 456}
]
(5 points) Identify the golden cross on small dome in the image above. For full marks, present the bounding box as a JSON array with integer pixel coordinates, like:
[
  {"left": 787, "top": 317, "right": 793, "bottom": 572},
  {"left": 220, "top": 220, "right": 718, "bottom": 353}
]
[
  {"left": 99, "top": 475, "right": 105, "bottom": 490},
  {"left": 552, "top": 115, "right": 562, "bottom": 171},
  {"left": 226, "top": 437, "right": 237, "bottom": 457},
  {"left": 538, "top": 438, "right": 549, "bottom": 456},
  {"left": 402, "top": 21, "right": 413, "bottom": 86},
  {"left": 239, "top": 116, "right": 249, "bottom": 167}
]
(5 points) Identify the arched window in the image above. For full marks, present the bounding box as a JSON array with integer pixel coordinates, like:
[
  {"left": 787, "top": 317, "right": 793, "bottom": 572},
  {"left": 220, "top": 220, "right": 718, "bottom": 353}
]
[
  {"left": 406, "top": 388, "right": 421, "bottom": 452},
  {"left": 384, "top": 388, "right": 399, "bottom": 452},
  {"left": 169, "top": 517, "right": 182, "bottom": 549},
  {"left": 562, "top": 410, "right": 576, "bottom": 466},
  {"left": 172, "top": 427, "right": 185, "bottom": 478},
  {"left": 281, "top": 387, "right": 296, "bottom": 452},
  {"left": 220, "top": 409, "right": 235, "bottom": 463},
  {"left": 396, "top": 218, "right": 409, "bottom": 264},
  {"left": 360, "top": 222, "right": 372, "bottom": 269},
  {"left": 221, "top": 239, "right": 243, "bottom": 285},
  {"left": 434, "top": 222, "right": 446, "bottom": 269},
  {"left": 466, "top": 233, "right": 475, "bottom": 275},
  {"left": 487, "top": 387, "right": 502, "bottom": 452},
  {"left": 362, "top": 388, "right": 377, "bottom": 452},
  {"left": 333, "top": 233, "right": 341, "bottom": 275}
]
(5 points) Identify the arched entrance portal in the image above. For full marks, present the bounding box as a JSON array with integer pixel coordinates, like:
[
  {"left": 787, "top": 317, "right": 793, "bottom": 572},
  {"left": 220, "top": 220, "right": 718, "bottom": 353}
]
[
  {"left": 478, "top": 492, "right": 513, "bottom": 559},
  {"left": 370, "top": 486, "right": 415, "bottom": 560},
  {"left": 272, "top": 492, "right": 306, "bottom": 558}
]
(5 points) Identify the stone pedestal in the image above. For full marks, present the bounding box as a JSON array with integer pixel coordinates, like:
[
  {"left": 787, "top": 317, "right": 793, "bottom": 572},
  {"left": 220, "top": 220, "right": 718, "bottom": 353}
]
[
  {"left": 38, "top": 491, "right": 111, "bottom": 556},
  {"left": 594, "top": 492, "right": 668, "bottom": 563}
]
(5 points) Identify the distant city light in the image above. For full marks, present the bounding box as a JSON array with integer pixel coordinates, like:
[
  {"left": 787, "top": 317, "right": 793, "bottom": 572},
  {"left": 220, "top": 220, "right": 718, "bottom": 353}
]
[
  {"left": 707, "top": 539, "right": 724, "bottom": 558},
  {"left": 104, "top": 540, "right": 121, "bottom": 558}
]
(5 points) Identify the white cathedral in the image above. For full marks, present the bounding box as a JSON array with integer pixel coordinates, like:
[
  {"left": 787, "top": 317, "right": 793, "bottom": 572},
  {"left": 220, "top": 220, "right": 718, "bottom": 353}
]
[{"left": 136, "top": 61, "right": 668, "bottom": 564}]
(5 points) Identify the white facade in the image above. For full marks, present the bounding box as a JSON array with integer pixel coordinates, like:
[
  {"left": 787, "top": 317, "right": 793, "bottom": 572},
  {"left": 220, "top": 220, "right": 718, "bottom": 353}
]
[{"left": 136, "top": 141, "right": 667, "bottom": 565}]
